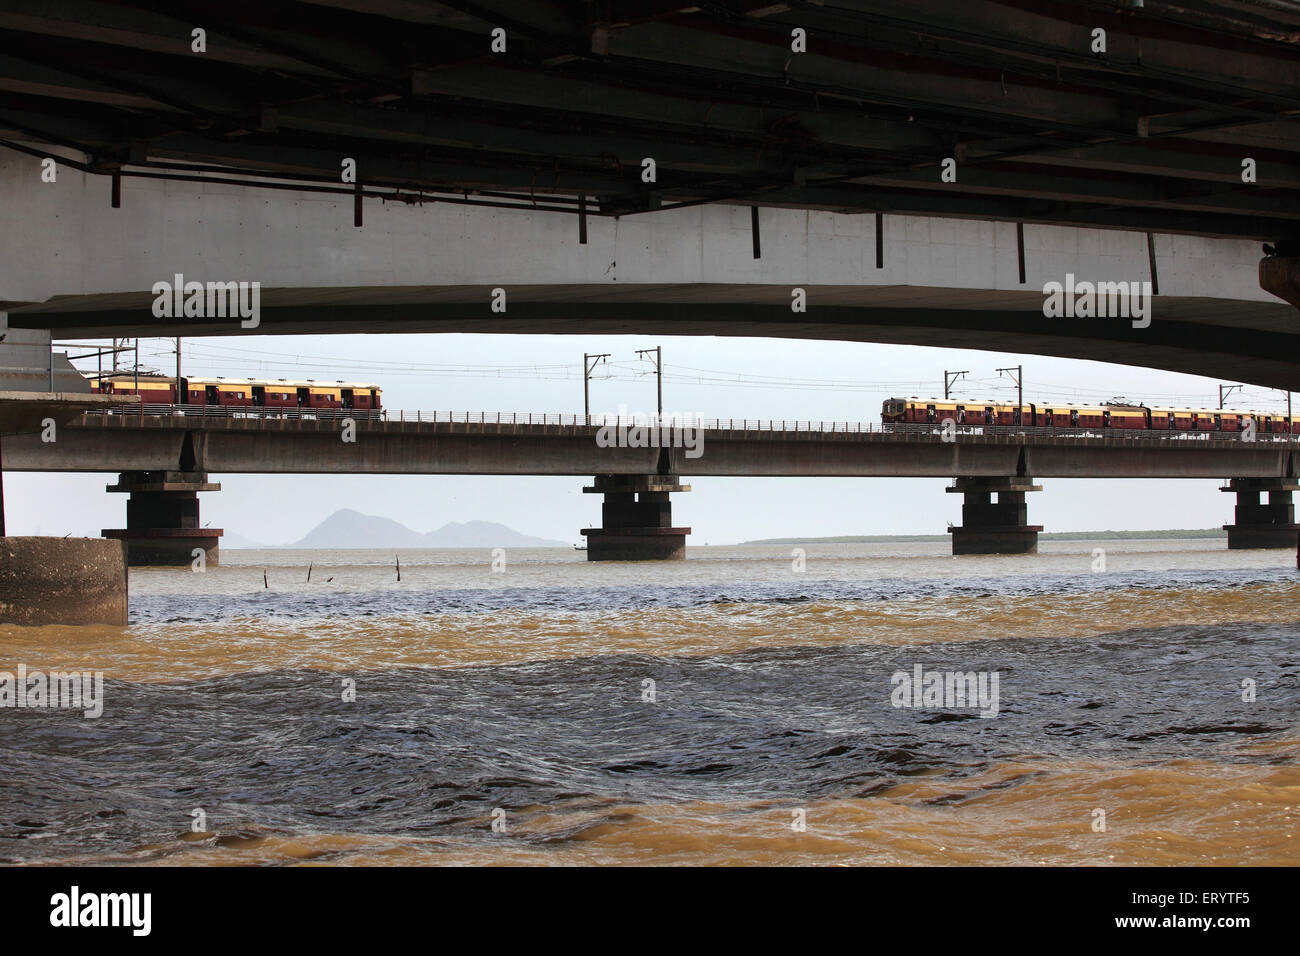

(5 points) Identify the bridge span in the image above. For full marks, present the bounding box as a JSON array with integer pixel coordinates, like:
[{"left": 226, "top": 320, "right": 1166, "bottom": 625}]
[
  {"left": 6, "top": 406, "right": 1299, "bottom": 563},
  {"left": 3, "top": 150, "right": 1296, "bottom": 389}
]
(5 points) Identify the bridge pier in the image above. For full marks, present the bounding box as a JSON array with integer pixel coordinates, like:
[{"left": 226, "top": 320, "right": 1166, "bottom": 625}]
[
  {"left": 946, "top": 477, "right": 1043, "bottom": 555},
  {"left": 1221, "top": 478, "right": 1300, "bottom": 549},
  {"left": 0, "top": 537, "right": 128, "bottom": 626},
  {"left": 102, "top": 471, "right": 223, "bottom": 566},
  {"left": 580, "top": 474, "right": 690, "bottom": 560},
  {"left": 1260, "top": 251, "right": 1300, "bottom": 311}
]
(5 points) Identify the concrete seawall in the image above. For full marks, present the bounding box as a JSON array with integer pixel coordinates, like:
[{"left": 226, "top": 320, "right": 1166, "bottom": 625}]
[{"left": 0, "top": 537, "right": 128, "bottom": 626}]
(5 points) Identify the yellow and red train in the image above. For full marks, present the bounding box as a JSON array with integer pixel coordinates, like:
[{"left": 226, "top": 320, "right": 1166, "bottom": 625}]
[
  {"left": 91, "top": 374, "right": 382, "bottom": 412},
  {"left": 882, "top": 398, "right": 1296, "bottom": 434}
]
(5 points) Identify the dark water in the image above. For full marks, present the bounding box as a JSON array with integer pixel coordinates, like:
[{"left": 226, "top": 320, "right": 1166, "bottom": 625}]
[{"left": 2, "top": 544, "right": 1299, "bottom": 865}]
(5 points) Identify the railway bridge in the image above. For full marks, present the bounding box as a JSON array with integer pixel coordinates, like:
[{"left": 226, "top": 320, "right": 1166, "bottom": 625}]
[{"left": 5, "top": 406, "right": 1300, "bottom": 562}]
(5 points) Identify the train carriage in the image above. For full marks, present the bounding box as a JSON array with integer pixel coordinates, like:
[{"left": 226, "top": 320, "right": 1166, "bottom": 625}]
[
  {"left": 882, "top": 397, "right": 1296, "bottom": 435},
  {"left": 91, "top": 373, "right": 180, "bottom": 404},
  {"left": 91, "top": 374, "right": 382, "bottom": 414}
]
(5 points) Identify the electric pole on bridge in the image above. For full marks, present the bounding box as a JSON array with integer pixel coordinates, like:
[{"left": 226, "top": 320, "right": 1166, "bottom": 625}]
[
  {"left": 996, "top": 365, "right": 1024, "bottom": 425},
  {"left": 944, "top": 370, "right": 968, "bottom": 400},
  {"left": 1271, "top": 387, "right": 1292, "bottom": 441},
  {"left": 1219, "top": 384, "right": 1242, "bottom": 409},
  {"left": 583, "top": 352, "right": 609, "bottom": 424},
  {"left": 175, "top": 337, "right": 183, "bottom": 406},
  {"left": 636, "top": 346, "right": 663, "bottom": 416}
]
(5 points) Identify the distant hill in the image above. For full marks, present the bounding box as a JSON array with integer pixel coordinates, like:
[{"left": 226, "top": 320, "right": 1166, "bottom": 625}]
[
  {"left": 420, "top": 520, "right": 567, "bottom": 548},
  {"left": 221, "top": 531, "right": 270, "bottom": 549},
  {"left": 741, "top": 529, "right": 1225, "bottom": 545},
  {"left": 287, "top": 509, "right": 567, "bottom": 549}
]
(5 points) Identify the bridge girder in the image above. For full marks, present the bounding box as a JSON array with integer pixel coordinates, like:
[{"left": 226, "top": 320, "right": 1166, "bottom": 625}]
[{"left": 0, "top": 0, "right": 1298, "bottom": 239}]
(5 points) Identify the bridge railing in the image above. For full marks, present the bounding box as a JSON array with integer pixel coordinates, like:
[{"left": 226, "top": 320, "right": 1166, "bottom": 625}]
[{"left": 88, "top": 405, "right": 1296, "bottom": 441}]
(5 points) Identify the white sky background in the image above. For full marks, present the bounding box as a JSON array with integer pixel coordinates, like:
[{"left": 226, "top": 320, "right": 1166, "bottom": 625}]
[{"left": 7, "top": 332, "right": 1288, "bottom": 545}]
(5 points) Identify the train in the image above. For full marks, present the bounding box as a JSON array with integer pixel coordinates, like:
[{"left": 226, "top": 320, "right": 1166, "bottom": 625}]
[
  {"left": 90, "top": 374, "right": 383, "bottom": 412},
  {"left": 881, "top": 397, "right": 1297, "bottom": 433},
  {"left": 86, "top": 373, "right": 1287, "bottom": 433}
]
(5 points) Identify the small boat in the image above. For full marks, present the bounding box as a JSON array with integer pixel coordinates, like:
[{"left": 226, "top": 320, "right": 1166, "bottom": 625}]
[{"left": 573, "top": 543, "right": 587, "bottom": 551}]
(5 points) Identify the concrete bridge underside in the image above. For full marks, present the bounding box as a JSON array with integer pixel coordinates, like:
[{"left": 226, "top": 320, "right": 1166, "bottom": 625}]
[
  {"left": 2, "top": 151, "right": 1298, "bottom": 389},
  {"left": 4, "top": 0, "right": 1300, "bottom": 238},
  {"left": 11, "top": 283, "right": 1300, "bottom": 391}
]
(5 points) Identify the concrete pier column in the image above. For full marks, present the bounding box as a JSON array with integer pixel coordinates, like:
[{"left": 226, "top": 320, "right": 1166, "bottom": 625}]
[
  {"left": 946, "top": 477, "right": 1043, "bottom": 555},
  {"left": 580, "top": 474, "right": 691, "bottom": 560},
  {"left": 1221, "top": 477, "right": 1300, "bottom": 549},
  {"left": 102, "top": 471, "right": 223, "bottom": 566},
  {"left": 1260, "top": 251, "right": 1300, "bottom": 310},
  {"left": 0, "top": 537, "right": 128, "bottom": 625},
  {"left": 1, "top": 391, "right": 138, "bottom": 624}
]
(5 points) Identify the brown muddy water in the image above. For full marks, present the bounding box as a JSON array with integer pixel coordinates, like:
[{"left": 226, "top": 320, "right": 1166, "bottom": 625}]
[{"left": 2, "top": 539, "right": 1298, "bottom": 866}]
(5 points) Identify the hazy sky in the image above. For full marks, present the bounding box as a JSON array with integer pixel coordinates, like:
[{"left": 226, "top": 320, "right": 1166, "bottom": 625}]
[{"left": 7, "top": 331, "right": 1288, "bottom": 545}]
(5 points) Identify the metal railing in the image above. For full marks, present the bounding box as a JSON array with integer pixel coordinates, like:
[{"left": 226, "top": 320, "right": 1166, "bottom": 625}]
[{"left": 87, "top": 404, "right": 1295, "bottom": 442}]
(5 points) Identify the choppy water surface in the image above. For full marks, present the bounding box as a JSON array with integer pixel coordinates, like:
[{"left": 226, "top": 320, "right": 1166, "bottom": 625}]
[{"left": 2, "top": 539, "right": 1298, "bottom": 865}]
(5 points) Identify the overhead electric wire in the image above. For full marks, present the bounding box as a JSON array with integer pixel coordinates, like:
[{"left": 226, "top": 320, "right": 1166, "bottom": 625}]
[{"left": 70, "top": 338, "right": 1295, "bottom": 409}]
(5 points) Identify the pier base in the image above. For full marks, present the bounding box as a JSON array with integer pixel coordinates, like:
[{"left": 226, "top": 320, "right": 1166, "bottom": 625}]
[
  {"left": 102, "top": 471, "right": 223, "bottom": 566},
  {"left": 0, "top": 537, "right": 127, "bottom": 626},
  {"left": 580, "top": 474, "right": 690, "bottom": 560},
  {"left": 947, "top": 477, "right": 1043, "bottom": 555},
  {"left": 1221, "top": 478, "right": 1300, "bottom": 549}
]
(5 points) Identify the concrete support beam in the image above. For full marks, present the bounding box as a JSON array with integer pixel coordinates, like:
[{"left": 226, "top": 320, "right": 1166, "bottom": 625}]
[
  {"left": 1221, "top": 477, "right": 1300, "bottom": 549},
  {"left": 946, "top": 476, "right": 1043, "bottom": 555},
  {"left": 580, "top": 474, "right": 690, "bottom": 561},
  {"left": 102, "top": 470, "right": 222, "bottom": 566}
]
